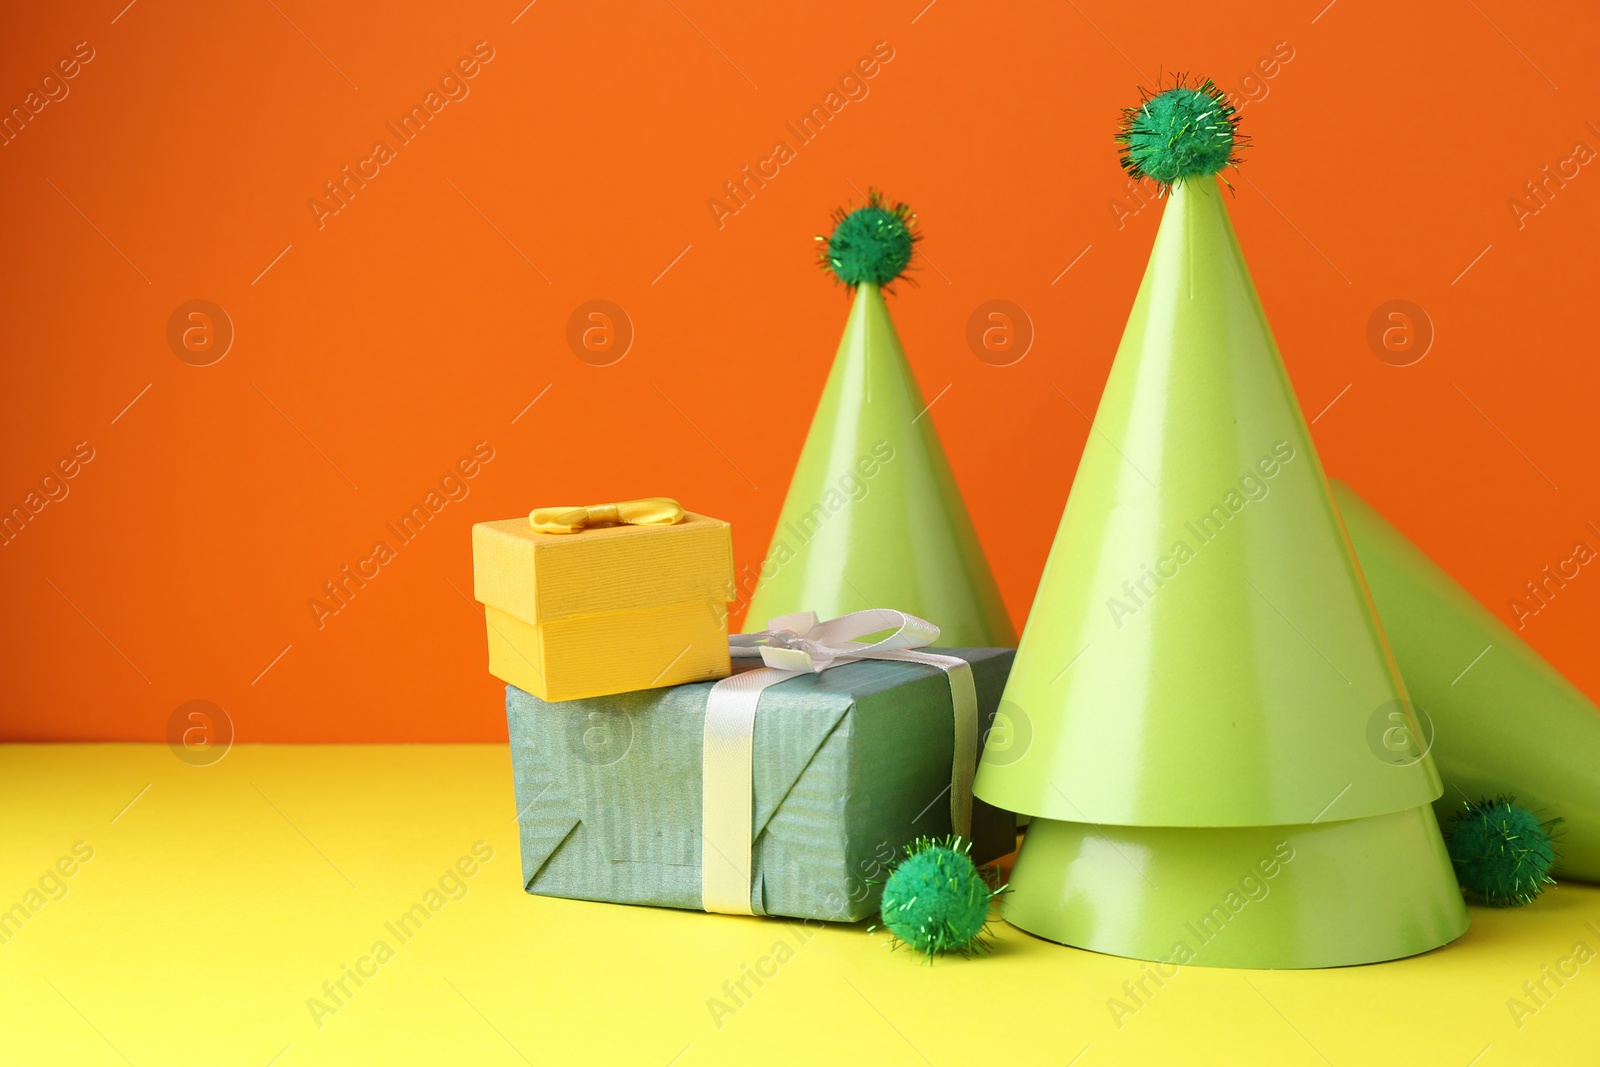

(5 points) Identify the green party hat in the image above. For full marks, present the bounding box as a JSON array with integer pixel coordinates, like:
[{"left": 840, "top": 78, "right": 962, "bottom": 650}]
[
  {"left": 742, "top": 193, "right": 1014, "bottom": 647},
  {"left": 1334, "top": 479, "right": 1600, "bottom": 882},
  {"left": 986, "top": 79, "right": 1466, "bottom": 969},
  {"left": 975, "top": 82, "right": 1438, "bottom": 828}
]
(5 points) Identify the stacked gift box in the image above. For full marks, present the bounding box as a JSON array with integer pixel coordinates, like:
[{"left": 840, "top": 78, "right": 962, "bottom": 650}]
[{"left": 472, "top": 500, "right": 1016, "bottom": 922}]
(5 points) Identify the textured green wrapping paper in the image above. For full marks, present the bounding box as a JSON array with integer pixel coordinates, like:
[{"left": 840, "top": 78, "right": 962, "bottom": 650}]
[{"left": 506, "top": 648, "right": 1016, "bottom": 922}]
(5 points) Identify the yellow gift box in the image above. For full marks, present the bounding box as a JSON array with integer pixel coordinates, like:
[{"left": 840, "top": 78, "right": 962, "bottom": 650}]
[{"left": 471, "top": 501, "right": 735, "bottom": 702}]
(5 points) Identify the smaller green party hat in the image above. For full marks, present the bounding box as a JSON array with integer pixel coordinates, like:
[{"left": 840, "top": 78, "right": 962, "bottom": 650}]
[{"left": 743, "top": 193, "right": 1014, "bottom": 646}]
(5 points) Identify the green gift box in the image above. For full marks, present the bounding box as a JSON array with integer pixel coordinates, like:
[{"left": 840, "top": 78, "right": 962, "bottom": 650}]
[{"left": 505, "top": 647, "right": 1015, "bottom": 922}]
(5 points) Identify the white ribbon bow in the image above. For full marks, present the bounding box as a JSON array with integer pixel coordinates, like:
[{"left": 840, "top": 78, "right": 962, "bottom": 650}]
[{"left": 700, "top": 609, "right": 978, "bottom": 916}]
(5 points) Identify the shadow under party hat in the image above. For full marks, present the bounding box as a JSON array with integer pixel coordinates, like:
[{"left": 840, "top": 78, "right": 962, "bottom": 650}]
[
  {"left": 741, "top": 192, "right": 1014, "bottom": 647},
  {"left": 980, "top": 80, "right": 1466, "bottom": 967}
]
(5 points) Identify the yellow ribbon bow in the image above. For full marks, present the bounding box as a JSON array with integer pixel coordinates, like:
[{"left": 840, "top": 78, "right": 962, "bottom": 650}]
[{"left": 527, "top": 497, "right": 684, "bottom": 535}]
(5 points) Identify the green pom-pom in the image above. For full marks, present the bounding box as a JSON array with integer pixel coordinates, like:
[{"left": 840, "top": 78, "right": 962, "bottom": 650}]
[
  {"left": 1445, "top": 796, "right": 1559, "bottom": 907},
  {"left": 818, "top": 190, "right": 919, "bottom": 290},
  {"left": 871, "top": 836, "right": 1002, "bottom": 960},
  {"left": 1116, "top": 76, "right": 1246, "bottom": 191}
]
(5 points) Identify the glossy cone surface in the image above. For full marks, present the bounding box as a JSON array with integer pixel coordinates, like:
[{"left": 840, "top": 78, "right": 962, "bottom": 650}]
[
  {"left": 744, "top": 284, "right": 1014, "bottom": 646},
  {"left": 976, "top": 177, "right": 1437, "bottom": 827},
  {"left": 1334, "top": 479, "right": 1600, "bottom": 882}
]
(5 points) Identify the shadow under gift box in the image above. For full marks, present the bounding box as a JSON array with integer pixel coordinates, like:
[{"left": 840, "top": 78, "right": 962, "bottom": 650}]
[
  {"left": 472, "top": 512, "right": 735, "bottom": 702},
  {"left": 505, "top": 648, "right": 1016, "bottom": 922}
]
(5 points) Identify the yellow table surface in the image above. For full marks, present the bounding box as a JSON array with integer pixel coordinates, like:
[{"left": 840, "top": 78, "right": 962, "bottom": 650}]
[{"left": 3, "top": 745, "right": 1597, "bottom": 1066}]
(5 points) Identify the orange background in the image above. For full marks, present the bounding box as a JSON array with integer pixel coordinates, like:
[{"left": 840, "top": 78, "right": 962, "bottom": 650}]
[{"left": 2, "top": 0, "right": 1596, "bottom": 742}]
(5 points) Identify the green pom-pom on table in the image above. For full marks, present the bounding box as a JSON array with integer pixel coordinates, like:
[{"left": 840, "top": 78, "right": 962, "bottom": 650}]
[
  {"left": 818, "top": 189, "right": 919, "bottom": 290},
  {"left": 872, "top": 836, "right": 1002, "bottom": 959},
  {"left": 1116, "top": 76, "right": 1247, "bottom": 192},
  {"left": 1445, "top": 796, "right": 1559, "bottom": 907}
]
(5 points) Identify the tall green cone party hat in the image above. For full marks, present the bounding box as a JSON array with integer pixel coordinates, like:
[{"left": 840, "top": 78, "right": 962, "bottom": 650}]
[
  {"left": 1333, "top": 479, "right": 1600, "bottom": 883},
  {"left": 976, "top": 80, "right": 1467, "bottom": 967},
  {"left": 742, "top": 192, "right": 1014, "bottom": 646}
]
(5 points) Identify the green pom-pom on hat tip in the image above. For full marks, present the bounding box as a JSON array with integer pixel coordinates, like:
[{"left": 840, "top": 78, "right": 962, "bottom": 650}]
[
  {"left": 1116, "top": 74, "right": 1248, "bottom": 193},
  {"left": 869, "top": 836, "right": 1005, "bottom": 960},
  {"left": 818, "top": 188, "right": 920, "bottom": 291},
  {"left": 1445, "top": 795, "right": 1560, "bottom": 907}
]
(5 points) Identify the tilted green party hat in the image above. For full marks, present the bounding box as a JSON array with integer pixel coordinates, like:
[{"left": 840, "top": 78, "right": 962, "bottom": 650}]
[
  {"left": 1334, "top": 479, "right": 1600, "bottom": 882},
  {"left": 742, "top": 194, "right": 1014, "bottom": 646},
  {"left": 975, "top": 84, "right": 1437, "bottom": 828}
]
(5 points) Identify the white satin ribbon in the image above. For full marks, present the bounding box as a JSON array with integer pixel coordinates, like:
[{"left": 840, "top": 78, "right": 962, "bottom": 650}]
[{"left": 700, "top": 609, "right": 978, "bottom": 916}]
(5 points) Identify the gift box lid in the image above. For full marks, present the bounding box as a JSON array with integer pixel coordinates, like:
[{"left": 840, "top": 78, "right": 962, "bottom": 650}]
[{"left": 472, "top": 512, "right": 734, "bottom": 624}]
